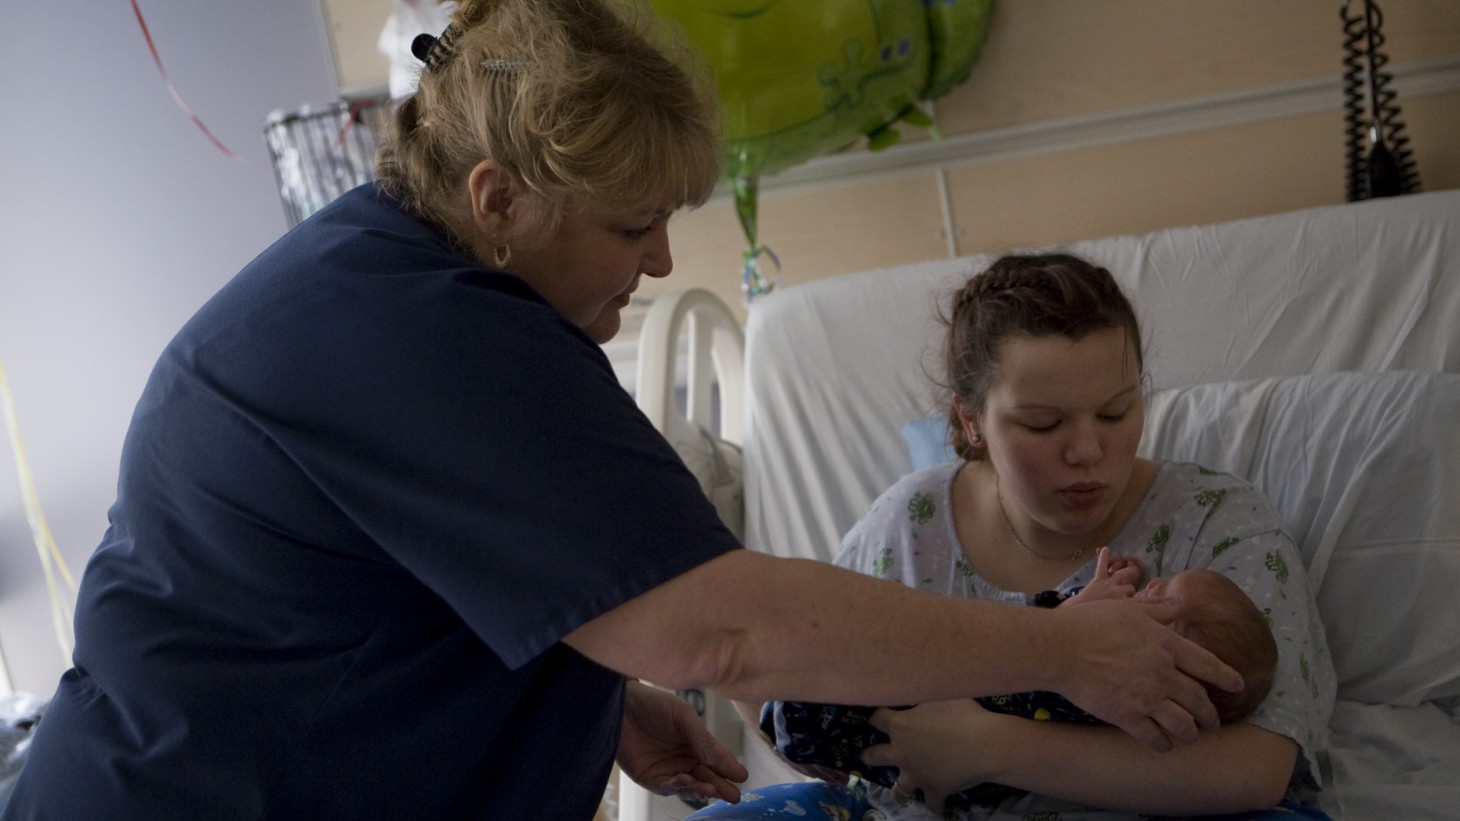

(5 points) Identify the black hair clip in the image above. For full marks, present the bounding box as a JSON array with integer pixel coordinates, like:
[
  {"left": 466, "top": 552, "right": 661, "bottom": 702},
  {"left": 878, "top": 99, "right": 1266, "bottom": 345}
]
[
  {"left": 410, "top": 33, "right": 437, "bottom": 62},
  {"left": 411, "top": 23, "right": 460, "bottom": 73}
]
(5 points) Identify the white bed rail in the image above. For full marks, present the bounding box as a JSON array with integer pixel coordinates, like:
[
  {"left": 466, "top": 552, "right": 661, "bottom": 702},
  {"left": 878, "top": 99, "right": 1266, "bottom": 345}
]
[
  {"left": 620, "top": 288, "right": 749, "bottom": 821},
  {"left": 634, "top": 287, "right": 746, "bottom": 541}
]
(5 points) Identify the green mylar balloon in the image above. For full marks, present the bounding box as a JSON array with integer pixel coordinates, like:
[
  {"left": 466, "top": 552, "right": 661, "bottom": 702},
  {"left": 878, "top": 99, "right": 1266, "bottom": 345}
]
[
  {"left": 648, "top": 0, "right": 995, "bottom": 298},
  {"left": 925, "top": 0, "right": 997, "bottom": 101}
]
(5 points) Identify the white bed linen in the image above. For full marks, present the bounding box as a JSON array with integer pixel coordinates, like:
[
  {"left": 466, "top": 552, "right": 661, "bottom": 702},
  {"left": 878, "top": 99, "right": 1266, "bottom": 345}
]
[
  {"left": 743, "top": 189, "right": 1460, "bottom": 565},
  {"left": 731, "top": 189, "right": 1460, "bottom": 820},
  {"left": 1142, "top": 372, "right": 1460, "bottom": 706},
  {"left": 1141, "top": 371, "right": 1460, "bottom": 817}
]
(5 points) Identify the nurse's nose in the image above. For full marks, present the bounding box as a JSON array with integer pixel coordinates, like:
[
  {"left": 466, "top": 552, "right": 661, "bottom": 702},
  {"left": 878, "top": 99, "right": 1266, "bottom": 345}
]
[{"left": 641, "top": 221, "right": 673, "bottom": 279}]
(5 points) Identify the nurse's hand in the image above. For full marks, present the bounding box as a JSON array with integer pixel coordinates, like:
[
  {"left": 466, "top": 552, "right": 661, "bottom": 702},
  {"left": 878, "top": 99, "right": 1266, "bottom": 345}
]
[
  {"left": 618, "top": 680, "right": 748, "bottom": 803},
  {"left": 1052, "top": 597, "right": 1244, "bottom": 751}
]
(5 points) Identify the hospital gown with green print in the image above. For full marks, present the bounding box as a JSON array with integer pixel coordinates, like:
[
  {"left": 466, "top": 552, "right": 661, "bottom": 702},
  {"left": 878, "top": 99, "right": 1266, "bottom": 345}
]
[{"left": 833, "top": 460, "right": 1337, "bottom": 821}]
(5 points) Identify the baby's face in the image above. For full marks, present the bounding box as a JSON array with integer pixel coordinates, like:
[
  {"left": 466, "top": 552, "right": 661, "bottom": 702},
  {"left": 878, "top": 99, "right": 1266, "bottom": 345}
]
[
  {"left": 1132, "top": 570, "right": 1206, "bottom": 608},
  {"left": 1131, "top": 572, "right": 1203, "bottom": 630}
]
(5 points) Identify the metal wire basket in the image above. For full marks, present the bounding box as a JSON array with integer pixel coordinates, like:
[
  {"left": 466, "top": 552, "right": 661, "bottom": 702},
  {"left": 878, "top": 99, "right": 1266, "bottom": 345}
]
[{"left": 262, "top": 96, "right": 390, "bottom": 228}]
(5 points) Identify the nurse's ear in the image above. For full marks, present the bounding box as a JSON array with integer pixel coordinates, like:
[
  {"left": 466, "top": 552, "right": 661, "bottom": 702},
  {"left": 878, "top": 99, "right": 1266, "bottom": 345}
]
[{"left": 467, "top": 159, "right": 519, "bottom": 236}]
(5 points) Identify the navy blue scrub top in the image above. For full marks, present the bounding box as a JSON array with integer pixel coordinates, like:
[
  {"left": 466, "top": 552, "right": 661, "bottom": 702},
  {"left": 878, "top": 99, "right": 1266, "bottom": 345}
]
[{"left": 3, "top": 184, "right": 741, "bottom": 820}]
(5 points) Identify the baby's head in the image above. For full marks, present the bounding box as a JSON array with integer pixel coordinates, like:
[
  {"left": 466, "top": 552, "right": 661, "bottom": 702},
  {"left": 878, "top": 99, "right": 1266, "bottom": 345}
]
[{"left": 1135, "top": 569, "right": 1277, "bottom": 723}]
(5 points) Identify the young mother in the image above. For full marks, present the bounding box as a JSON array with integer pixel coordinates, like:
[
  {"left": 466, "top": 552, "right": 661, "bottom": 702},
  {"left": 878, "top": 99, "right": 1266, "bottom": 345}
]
[
  {"left": 693, "top": 254, "right": 1334, "bottom": 820},
  {"left": 2, "top": 3, "right": 1241, "bottom": 819}
]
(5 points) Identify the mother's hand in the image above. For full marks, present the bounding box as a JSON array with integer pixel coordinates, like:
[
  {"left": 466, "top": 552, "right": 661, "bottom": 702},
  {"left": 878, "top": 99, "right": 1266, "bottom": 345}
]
[
  {"left": 1050, "top": 597, "right": 1244, "bottom": 751},
  {"left": 862, "top": 700, "right": 998, "bottom": 812}
]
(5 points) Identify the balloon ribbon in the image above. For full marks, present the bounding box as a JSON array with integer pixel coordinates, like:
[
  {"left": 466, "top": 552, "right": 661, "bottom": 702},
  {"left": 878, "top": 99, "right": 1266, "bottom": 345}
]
[
  {"left": 130, "top": 0, "right": 247, "bottom": 163},
  {"left": 733, "top": 176, "right": 779, "bottom": 302}
]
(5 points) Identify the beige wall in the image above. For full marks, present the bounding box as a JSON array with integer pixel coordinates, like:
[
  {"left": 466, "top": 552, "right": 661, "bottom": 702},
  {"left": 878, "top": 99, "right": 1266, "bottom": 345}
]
[
  {"left": 320, "top": 1, "right": 1460, "bottom": 330},
  {"left": 320, "top": 0, "right": 395, "bottom": 93},
  {"left": 656, "top": 0, "right": 1460, "bottom": 325},
  {"left": 941, "top": 0, "right": 1460, "bottom": 130}
]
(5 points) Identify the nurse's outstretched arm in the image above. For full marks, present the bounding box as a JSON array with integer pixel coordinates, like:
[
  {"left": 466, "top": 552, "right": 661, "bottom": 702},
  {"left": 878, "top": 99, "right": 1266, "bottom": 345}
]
[{"left": 564, "top": 549, "right": 1242, "bottom": 751}]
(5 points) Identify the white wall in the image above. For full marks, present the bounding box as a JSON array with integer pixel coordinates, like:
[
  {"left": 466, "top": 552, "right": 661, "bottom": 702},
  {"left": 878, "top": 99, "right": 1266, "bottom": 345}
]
[{"left": 0, "top": 1, "right": 337, "bottom": 694}]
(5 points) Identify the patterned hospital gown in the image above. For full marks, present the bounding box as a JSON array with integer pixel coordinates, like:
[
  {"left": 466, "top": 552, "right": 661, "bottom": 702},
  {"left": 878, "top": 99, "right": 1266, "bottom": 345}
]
[{"left": 829, "top": 459, "right": 1336, "bottom": 821}]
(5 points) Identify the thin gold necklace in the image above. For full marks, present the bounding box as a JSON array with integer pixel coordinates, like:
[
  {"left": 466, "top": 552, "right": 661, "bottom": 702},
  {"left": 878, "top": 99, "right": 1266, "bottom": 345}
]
[{"left": 996, "top": 477, "right": 1089, "bottom": 563}]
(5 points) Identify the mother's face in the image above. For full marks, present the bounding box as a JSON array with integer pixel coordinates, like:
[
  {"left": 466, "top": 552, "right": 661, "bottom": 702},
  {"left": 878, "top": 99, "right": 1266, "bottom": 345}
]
[{"left": 974, "top": 327, "right": 1146, "bottom": 538}]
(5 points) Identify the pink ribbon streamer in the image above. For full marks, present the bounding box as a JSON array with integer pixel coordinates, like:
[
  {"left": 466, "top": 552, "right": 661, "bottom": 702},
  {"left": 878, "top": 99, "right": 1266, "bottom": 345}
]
[{"left": 130, "top": 0, "right": 247, "bottom": 163}]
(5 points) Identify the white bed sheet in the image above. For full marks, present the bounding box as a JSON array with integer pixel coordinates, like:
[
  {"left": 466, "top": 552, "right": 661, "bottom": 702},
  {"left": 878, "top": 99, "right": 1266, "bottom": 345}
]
[
  {"left": 735, "top": 189, "right": 1460, "bottom": 820},
  {"left": 743, "top": 189, "right": 1460, "bottom": 565},
  {"left": 1142, "top": 372, "right": 1460, "bottom": 706},
  {"left": 1141, "top": 371, "right": 1460, "bottom": 818}
]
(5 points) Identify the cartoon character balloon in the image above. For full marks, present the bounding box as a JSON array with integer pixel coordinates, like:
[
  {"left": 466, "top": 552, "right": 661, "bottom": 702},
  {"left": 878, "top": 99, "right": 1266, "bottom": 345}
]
[{"left": 649, "top": 0, "right": 995, "bottom": 299}]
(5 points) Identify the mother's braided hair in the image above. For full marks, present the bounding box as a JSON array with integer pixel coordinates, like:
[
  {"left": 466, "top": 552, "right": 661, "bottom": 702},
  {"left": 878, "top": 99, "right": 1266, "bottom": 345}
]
[{"left": 942, "top": 253, "right": 1146, "bottom": 461}]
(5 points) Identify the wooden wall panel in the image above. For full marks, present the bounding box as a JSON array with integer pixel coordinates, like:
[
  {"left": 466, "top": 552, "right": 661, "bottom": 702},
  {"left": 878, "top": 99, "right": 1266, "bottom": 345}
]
[
  {"left": 641, "top": 174, "right": 950, "bottom": 323},
  {"left": 1403, "top": 89, "right": 1460, "bottom": 189},
  {"left": 319, "top": 0, "right": 393, "bottom": 92},
  {"left": 944, "top": 112, "right": 1342, "bottom": 255},
  {"left": 935, "top": 0, "right": 1460, "bottom": 134}
]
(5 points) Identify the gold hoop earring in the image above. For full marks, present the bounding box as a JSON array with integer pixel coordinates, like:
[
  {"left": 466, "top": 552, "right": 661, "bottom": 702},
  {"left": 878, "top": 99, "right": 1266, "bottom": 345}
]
[{"left": 493, "top": 244, "right": 511, "bottom": 268}]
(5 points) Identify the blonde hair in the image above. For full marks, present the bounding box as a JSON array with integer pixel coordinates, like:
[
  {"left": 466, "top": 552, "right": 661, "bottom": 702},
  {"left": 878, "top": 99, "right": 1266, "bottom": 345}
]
[{"left": 376, "top": 0, "right": 722, "bottom": 253}]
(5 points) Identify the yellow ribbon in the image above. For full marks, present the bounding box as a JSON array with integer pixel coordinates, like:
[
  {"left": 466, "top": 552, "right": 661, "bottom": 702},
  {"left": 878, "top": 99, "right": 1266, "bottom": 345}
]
[{"left": 0, "top": 354, "right": 78, "bottom": 672}]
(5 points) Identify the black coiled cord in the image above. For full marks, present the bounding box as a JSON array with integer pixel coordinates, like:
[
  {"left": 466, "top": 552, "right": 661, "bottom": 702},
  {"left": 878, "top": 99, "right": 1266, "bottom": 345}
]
[{"left": 1340, "top": 0, "right": 1422, "bottom": 200}]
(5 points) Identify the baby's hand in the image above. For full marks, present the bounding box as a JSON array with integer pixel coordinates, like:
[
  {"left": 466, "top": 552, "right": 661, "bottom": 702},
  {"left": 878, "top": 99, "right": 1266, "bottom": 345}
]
[{"left": 1064, "top": 547, "right": 1143, "bottom": 604}]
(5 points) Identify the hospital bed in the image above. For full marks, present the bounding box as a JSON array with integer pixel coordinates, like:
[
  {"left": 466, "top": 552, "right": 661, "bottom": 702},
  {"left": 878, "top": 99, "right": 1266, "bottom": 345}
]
[{"left": 620, "top": 188, "right": 1460, "bottom": 820}]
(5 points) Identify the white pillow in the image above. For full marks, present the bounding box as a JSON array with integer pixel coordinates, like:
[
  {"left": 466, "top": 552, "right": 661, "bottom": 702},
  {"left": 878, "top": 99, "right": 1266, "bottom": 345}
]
[
  {"left": 902, "top": 416, "right": 956, "bottom": 470},
  {"left": 1140, "top": 371, "right": 1460, "bottom": 706}
]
